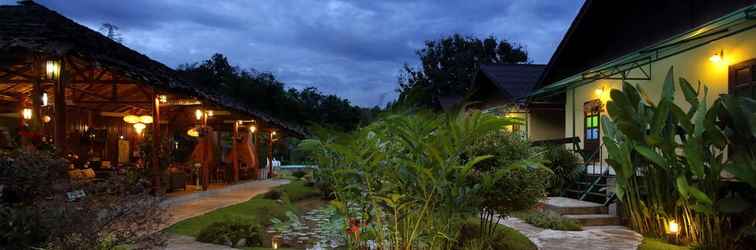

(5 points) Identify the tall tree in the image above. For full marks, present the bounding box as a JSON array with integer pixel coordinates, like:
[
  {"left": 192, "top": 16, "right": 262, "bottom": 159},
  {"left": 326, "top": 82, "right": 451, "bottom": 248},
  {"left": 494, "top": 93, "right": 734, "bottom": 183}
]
[{"left": 397, "top": 34, "right": 529, "bottom": 109}]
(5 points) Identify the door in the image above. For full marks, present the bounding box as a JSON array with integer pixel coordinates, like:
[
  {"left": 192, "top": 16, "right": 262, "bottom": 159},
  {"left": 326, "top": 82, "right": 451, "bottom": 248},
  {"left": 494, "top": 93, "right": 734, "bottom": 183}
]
[
  {"left": 583, "top": 100, "right": 602, "bottom": 163},
  {"left": 730, "top": 59, "right": 756, "bottom": 98}
]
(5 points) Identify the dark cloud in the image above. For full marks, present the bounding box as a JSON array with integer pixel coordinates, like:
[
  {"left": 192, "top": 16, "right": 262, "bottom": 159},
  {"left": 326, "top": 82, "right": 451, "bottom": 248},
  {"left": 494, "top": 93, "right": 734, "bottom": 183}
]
[{"left": 1, "top": 0, "right": 582, "bottom": 107}]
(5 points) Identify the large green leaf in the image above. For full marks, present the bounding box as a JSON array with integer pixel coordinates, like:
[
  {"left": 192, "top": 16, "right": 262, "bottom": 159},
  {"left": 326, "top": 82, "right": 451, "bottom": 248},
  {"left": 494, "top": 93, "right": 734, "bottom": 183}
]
[
  {"left": 678, "top": 77, "right": 699, "bottom": 109},
  {"left": 650, "top": 99, "right": 672, "bottom": 135},
  {"left": 676, "top": 176, "right": 690, "bottom": 198},
  {"left": 689, "top": 186, "right": 713, "bottom": 205},
  {"left": 634, "top": 145, "right": 665, "bottom": 167},
  {"left": 684, "top": 137, "right": 705, "bottom": 177},
  {"left": 725, "top": 161, "right": 756, "bottom": 188},
  {"left": 661, "top": 66, "right": 676, "bottom": 101}
]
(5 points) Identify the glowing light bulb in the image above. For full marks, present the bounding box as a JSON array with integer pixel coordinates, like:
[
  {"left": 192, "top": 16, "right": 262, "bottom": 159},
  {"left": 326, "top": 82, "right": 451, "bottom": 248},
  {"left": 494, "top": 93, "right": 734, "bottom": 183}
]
[
  {"left": 22, "top": 108, "right": 32, "bottom": 120},
  {"left": 195, "top": 109, "right": 203, "bottom": 121},
  {"left": 668, "top": 220, "right": 680, "bottom": 234},
  {"left": 133, "top": 123, "right": 146, "bottom": 135}
]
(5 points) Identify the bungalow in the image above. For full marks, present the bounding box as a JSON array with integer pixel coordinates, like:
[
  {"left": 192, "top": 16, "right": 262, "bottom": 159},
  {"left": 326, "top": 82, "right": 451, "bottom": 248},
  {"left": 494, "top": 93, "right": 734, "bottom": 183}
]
[
  {"left": 529, "top": 0, "right": 756, "bottom": 200},
  {"left": 0, "top": 1, "right": 305, "bottom": 193},
  {"left": 448, "top": 63, "right": 564, "bottom": 140}
]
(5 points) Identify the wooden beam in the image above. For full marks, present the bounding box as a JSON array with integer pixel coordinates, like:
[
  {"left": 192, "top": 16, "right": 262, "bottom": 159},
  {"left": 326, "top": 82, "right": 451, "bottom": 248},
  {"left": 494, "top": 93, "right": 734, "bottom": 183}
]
[
  {"left": 151, "top": 93, "right": 161, "bottom": 195},
  {"left": 232, "top": 121, "right": 239, "bottom": 182},
  {"left": 31, "top": 78, "right": 42, "bottom": 131}
]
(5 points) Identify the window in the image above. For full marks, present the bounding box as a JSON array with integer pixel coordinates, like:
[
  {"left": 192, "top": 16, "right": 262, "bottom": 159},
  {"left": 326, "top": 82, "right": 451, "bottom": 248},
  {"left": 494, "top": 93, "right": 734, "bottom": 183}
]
[{"left": 729, "top": 59, "right": 756, "bottom": 98}]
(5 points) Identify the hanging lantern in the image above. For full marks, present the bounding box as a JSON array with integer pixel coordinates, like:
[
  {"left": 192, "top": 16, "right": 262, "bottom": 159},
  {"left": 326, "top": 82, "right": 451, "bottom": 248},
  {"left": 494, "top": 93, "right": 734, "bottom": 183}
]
[
  {"left": 45, "top": 59, "right": 61, "bottom": 80},
  {"left": 123, "top": 115, "right": 140, "bottom": 124},
  {"left": 41, "top": 92, "right": 48, "bottom": 106},
  {"left": 133, "top": 123, "right": 146, "bottom": 135},
  {"left": 22, "top": 108, "right": 32, "bottom": 120},
  {"left": 158, "top": 95, "right": 168, "bottom": 103},
  {"left": 249, "top": 125, "right": 256, "bottom": 133},
  {"left": 195, "top": 109, "right": 203, "bottom": 121},
  {"left": 139, "top": 115, "right": 153, "bottom": 124},
  {"left": 187, "top": 127, "right": 199, "bottom": 137}
]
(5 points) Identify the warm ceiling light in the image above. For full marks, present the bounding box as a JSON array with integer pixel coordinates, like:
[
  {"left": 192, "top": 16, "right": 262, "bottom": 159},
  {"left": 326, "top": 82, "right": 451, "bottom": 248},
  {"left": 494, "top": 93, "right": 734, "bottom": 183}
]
[
  {"left": 133, "top": 123, "right": 146, "bottom": 134},
  {"left": 41, "top": 92, "right": 48, "bottom": 106},
  {"left": 158, "top": 95, "right": 168, "bottom": 103},
  {"left": 139, "top": 115, "right": 153, "bottom": 124},
  {"left": 45, "top": 59, "right": 61, "bottom": 80},
  {"left": 195, "top": 109, "right": 203, "bottom": 121},
  {"left": 187, "top": 127, "right": 199, "bottom": 137},
  {"left": 249, "top": 125, "right": 256, "bottom": 133},
  {"left": 22, "top": 108, "right": 32, "bottom": 120},
  {"left": 123, "top": 115, "right": 140, "bottom": 124},
  {"left": 709, "top": 49, "right": 723, "bottom": 63},
  {"left": 42, "top": 115, "right": 51, "bottom": 123}
]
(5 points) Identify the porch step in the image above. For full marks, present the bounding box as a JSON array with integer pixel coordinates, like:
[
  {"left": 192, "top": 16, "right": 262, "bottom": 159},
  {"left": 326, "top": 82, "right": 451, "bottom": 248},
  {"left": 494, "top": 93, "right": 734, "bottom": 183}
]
[
  {"left": 541, "top": 197, "right": 608, "bottom": 215},
  {"left": 563, "top": 214, "right": 620, "bottom": 226}
]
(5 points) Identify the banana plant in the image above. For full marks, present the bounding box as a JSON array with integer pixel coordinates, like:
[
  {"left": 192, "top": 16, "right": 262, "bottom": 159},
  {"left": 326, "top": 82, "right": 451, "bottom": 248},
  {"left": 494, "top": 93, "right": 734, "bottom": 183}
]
[{"left": 603, "top": 66, "right": 756, "bottom": 246}]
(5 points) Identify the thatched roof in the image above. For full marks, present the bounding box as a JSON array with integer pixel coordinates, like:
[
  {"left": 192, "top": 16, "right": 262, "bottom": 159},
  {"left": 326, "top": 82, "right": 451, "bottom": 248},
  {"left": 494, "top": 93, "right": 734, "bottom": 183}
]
[{"left": 0, "top": 1, "right": 306, "bottom": 137}]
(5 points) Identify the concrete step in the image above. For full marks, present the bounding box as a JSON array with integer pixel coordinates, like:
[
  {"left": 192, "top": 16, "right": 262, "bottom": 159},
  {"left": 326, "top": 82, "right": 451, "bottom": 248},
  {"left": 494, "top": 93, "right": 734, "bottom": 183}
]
[
  {"left": 541, "top": 196, "right": 608, "bottom": 215},
  {"left": 563, "top": 214, "right": 620, "bottom": 226}
]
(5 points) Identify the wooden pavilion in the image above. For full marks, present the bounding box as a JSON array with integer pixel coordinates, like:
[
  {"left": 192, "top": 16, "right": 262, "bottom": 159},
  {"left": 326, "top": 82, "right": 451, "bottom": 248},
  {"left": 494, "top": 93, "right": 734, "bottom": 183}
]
[{"left": 0, "top": 1, "right": 305, "bottom": 193}]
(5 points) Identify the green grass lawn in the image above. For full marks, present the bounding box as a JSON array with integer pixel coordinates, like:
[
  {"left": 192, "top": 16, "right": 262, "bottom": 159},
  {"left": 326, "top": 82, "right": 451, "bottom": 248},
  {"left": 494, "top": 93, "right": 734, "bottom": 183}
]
[
  {"left": 167, "top": 180, "right": 318, "bottom": 237},
  {"left": 638, "top": 237, "right": 689, "bottom": 250}
]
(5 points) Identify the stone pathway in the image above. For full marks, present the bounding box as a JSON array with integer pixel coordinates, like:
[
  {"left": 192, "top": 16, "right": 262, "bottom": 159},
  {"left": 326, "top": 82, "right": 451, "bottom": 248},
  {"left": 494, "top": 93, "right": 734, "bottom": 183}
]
[
  {"left": 501, "top": 217, "right": 643, "bottom": 250},
  {"left": 160, "top": 179, "right": 289, "bottom": 250}
]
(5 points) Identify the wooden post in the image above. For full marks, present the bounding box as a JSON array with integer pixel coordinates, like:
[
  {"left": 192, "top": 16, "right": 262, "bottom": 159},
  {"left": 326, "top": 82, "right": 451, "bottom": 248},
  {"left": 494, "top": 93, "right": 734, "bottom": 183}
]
[
  {"left": 54, "top": 60, "right": 66, "bottom": 155},
  {"left": 16, "top": 95, "right": 26, "bottom": 129},
  {"left": 201, "top": 109, "right": 209, "bottom": 190},
  {"left": 151, "top": 94, "right": 161, "bottom": 195},
  {"left": 31, "top": 79, "right": 42, "bottom": 131},
  {"left": 267, "top": 131, "right": 273, "bottom": 179},
  {"left": 232, "top": 121, "right": 239, "bottom": 182}
]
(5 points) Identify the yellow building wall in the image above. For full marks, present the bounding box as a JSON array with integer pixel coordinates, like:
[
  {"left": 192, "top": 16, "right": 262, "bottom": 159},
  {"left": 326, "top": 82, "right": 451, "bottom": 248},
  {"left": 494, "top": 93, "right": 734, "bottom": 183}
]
[
  {"left": 528, "top": 109, "right": 564, "bottom": 141},
  {"left": 564, "top": 27, "right": 756, "bottom": 159}
]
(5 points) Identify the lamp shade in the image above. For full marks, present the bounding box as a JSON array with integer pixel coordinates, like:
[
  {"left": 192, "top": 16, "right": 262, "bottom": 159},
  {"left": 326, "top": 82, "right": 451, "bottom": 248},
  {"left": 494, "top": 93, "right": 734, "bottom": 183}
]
[
  {"left": 133, "top": 123, "right": 146, "bottom": 134},
  {"left": 123, "top": 115, "right": 140, "bottom": 124},
  {"left": 139, "top": 115, "right": 153, "bottom": 124}
]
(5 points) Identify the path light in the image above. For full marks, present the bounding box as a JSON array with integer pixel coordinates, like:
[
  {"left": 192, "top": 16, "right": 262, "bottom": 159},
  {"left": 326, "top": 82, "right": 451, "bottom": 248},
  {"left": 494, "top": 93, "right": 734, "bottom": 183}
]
[
  {"left": 709, "top": 49, "right": 724, "bottom": 63},
  {"left": 22, "top": 108, "right": 32, "bottom": 120},
  {"left": 133, "top": 123, "right": 146, "bottom": 135},
  {"left": 667, "top": 220, "right": 680, "bottom": 235},
  {"left": 45, "top": 59, "right": 61, "bottom": 80},
  {"left": 123, "top": 115, "right": 140, "bottom": 124}
]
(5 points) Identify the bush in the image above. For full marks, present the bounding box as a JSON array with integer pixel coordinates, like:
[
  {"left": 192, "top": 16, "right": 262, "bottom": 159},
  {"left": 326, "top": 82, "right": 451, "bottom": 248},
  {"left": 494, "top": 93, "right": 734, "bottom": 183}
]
[
  {"left": 542, "top": 146, "right": 582, "bottom": 195},
  {"left": 263, "top": 189, "right": 283, "bottom": 200},
  {"left": 196, "top": 221, "right": 263, "bottom": 247},
  {"left": 0, "top": 150, "right": 166, "bottom": 249},
  {"left": 457, "top": 218, "right": 537, "bottom": 250},
  {"left": 512, "top": 210, "right": 582, "bottom": 231},
  {"left": 291, "top": 170, "right": 307, "bottom": 179}
]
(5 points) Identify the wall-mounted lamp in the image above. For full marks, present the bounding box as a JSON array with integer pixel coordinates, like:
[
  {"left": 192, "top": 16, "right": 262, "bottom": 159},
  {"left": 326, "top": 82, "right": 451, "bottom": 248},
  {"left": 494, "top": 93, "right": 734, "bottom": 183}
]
[
  {"left": 41, "top": 92, "right": 48, "bottom": 106},
  {"left": 22, "top": 108, "right": 32, "bottom": 120},
  {"left": 594, "top": 86, "right": 611, "bottom": 104},
  {"left": 42, "top": 115, "right": 51, "bottom": 123},
  {"left": 207, "top": 110, "right": 214, "bottom": 117},
  {"left": 709, "top": 49, "right": 724, "bottom": 63},
  {"left": 249, "top": 125, "right": 257, "bottom": 133},
  {"left": 44, "top": 59, "right": 61, "bottom": 80},
  {"left": 158, "top": 95, "right": 168, "bottom": 103},
  {"left": 195, "top": 109, "right": 203, "bottom": 121},
  {"left": 187, "top": 127, "right": 199, "bottom": 137}
]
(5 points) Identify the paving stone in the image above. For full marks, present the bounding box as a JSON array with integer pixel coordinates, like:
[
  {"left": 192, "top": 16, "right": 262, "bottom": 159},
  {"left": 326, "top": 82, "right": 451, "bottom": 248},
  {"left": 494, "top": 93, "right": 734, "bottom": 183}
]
[{"left": 500, "top": 217, "right": 643, "bottom": 250}]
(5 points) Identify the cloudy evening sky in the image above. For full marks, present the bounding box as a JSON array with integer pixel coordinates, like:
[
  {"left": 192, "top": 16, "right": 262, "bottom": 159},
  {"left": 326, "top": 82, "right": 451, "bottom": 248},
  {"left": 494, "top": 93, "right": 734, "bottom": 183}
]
[{"left": 2, "top": 0, "right": 582, "bottom": 107}]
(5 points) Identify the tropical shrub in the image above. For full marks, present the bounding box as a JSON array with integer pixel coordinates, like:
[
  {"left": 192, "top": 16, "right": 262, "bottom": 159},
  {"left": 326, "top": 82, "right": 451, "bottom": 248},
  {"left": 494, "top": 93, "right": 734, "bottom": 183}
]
[
  {"left": 543, "top": 145, "right": 582, "bottom": 195},
  {"left": 603, "top": 67, "right": 756, "bottom": 248},
  {"left": 196, "top": 221, "right": 263, "bottom": 247},
  {"left": 300, "top": 110, "right": 546, "bottom": 249},
  {"left": 291, "top": 170, "right": 307, "bottom": 179}
]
